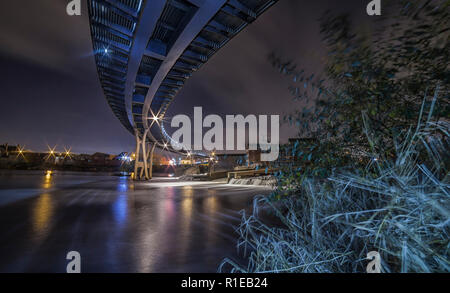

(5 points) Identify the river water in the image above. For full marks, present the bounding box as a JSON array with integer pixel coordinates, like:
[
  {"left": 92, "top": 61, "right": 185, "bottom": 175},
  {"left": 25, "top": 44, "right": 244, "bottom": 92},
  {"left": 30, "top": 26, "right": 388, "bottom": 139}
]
[{"left": 0, "top": 170, "right": 271, "bottom": 272}]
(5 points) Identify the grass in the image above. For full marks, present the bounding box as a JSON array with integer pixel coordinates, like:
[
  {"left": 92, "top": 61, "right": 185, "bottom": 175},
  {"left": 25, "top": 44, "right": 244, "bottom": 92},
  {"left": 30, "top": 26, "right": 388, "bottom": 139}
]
[{"left": 219, "top": 92, "right": 449, "bottom": 273}]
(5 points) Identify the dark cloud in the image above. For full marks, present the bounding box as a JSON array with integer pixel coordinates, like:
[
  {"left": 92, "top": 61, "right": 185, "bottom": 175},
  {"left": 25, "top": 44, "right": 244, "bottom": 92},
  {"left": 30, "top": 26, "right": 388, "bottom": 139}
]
[{"left": 0, "top": 0, "right": 374, "bottom": 154}]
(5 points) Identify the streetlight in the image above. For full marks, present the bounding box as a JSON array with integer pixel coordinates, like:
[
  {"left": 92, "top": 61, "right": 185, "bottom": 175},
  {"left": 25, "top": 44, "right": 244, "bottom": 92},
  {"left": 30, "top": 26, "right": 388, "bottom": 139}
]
[
  {"left": 45, "top": 145, "right": 57, "bottom": 161},
  {"left": 64, "top": 147, "right": 72, "bottom": 159},
  {"left": 15, "top": 145, "right": 26, "bottom": 159}
]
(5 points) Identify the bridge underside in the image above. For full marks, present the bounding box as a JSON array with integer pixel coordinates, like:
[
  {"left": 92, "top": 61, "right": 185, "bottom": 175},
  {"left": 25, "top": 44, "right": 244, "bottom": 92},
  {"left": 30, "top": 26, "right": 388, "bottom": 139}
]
[{"left": 88, "top": 0, "right": 278, "bottom": 179}]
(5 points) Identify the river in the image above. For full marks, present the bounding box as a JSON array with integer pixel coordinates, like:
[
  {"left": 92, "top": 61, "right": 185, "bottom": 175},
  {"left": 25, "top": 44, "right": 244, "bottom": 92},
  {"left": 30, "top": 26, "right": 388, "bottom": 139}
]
[{"left": 0, "top": 170, "right": 272, "bottom": 272}]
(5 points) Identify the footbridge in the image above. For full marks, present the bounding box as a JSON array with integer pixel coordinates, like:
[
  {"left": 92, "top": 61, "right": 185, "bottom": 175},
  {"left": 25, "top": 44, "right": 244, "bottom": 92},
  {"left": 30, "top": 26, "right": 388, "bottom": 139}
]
[{"left": 88, "top": 0, "right": 278, "bottom": 179}]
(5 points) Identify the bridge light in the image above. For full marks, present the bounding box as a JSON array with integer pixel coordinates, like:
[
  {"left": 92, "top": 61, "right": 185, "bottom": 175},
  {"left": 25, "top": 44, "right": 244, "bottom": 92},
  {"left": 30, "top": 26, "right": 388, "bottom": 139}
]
[{"left": 104, "top": 48, "right": 109, "bottom": 54}]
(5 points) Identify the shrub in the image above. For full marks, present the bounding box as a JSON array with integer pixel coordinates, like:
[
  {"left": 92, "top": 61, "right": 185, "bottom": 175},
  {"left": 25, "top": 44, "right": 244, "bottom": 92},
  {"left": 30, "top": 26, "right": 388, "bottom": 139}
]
[
  {"left": 270, "top": 0, "right": 449, "bottom": 179},
  {"left": 220, "top": 92, "right": 449, "bottom": 273}
]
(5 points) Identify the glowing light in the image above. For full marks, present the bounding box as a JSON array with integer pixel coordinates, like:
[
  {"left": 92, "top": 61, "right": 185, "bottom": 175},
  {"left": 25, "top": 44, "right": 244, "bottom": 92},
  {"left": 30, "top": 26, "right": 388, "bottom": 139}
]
[
  {"left": 63, "top": 147, "right": 72, "bottom": 159},
  {"left": 45, "top": 145, "right": 57, "bottom": 161},
  {"left": 104, "top": 48, "right": 109, "bottom": 54},
  {"left": 45, "top": 170, "right": 52, "bottom": 179},
  {"left": 148, "top": 111, "right": 161, "bottom": 127},
  {"left": 15, "top": 145, "right": 27, "bottom": 159}
]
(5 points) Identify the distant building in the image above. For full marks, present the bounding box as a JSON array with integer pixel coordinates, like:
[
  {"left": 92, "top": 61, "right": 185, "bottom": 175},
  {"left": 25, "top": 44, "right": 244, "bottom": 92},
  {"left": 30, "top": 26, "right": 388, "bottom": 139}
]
[
  {"left": 0, "top": 143, "right": 21, "bottom": 158},
  {"left": 90, "top": 152, "right": 110, "bottom": 163},
  {"left": 75, "top": 154, "right": 91, "bottom": 162},
  {"left": 216, "top": 152, "right": 248, "bottom": 169},
  {"left": 0, "top": 144, "right": 7, "bottom": 157}
]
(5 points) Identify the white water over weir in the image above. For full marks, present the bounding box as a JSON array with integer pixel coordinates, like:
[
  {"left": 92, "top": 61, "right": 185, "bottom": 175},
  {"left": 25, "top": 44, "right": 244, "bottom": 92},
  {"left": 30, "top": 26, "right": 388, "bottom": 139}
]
[{"left": 228, "top": 176, "right": 277, "bottom": 187}]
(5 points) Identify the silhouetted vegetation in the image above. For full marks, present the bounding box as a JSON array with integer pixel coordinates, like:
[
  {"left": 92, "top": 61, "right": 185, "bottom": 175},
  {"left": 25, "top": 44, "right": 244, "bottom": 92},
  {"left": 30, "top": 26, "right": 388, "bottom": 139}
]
[
  {"left": 270, "top": 0, "right": 448, "bottom": 184},
  {"left": 222, "top": 0, "right": 449, "bottom": 273}
]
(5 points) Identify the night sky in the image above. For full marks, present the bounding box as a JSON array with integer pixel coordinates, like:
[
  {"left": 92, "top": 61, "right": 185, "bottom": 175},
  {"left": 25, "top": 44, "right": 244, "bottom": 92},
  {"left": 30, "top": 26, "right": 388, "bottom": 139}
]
[{"left": 0, "top": 0, "right": 373, "bottom": 155}]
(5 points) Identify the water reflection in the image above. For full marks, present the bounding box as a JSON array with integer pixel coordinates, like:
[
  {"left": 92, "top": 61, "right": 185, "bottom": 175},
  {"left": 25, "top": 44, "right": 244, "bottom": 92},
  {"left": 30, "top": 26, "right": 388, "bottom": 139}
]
[
  {"left": 179, "top": 186, "right": 194, "bottom": 261},
  {"left": 32, "top": 193, "right": 53, "bottom": 239},
  {"left": 31, "top": 174, "right": 55, "bottom": 238},
  {"left": 42, "top": 173, "right": 52, "bottom": 189},
  {"left": 117, "top": 178, "right": 128, "bottom": 193},
  {"left": 113, "top": 194, "right": 127, "bottom": 226},
  {"left": 165, "top": 187, "right": 175, "bottom": 216},
  {"left": 182, "top": 185, "right": 194, "bottom": 197},
  {"left": 137, "top": 189, "right": 167, "bottom": 272},
  {"left": 113, "top": 178, "right": 128, "bottom": 227},
  {"left": 204, "top": 196, "right": 218, "bottom": 245},
  {"left": 181, "top": 186, "right": 193, "bottom": 223},
  {"left": 205, "top": 196, "right": 217, "bottom": 213}
]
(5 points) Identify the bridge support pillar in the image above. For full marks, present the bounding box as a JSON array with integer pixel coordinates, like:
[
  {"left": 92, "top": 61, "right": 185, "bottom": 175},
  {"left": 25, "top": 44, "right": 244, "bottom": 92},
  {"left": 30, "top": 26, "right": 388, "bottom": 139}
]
[
  {"left": 147, "top": 143, "right": 156, "bottom": 179},
  {"left": 133, "top": 129, "right": 150, "bottom": 180}
]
